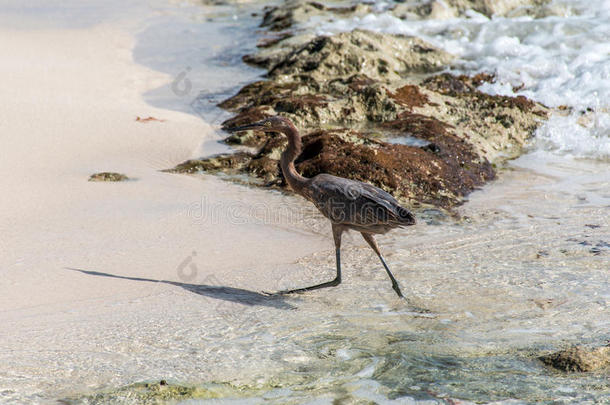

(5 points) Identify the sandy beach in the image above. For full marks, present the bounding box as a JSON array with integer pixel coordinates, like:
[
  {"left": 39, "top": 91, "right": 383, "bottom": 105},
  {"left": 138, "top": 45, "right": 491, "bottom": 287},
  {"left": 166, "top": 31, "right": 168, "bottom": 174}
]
[
  {"left": 0, "top": 0, "right": 608, "bottom": 403},
  {"left": 0, "top": 4, "right": 330, "bottom": 401}
]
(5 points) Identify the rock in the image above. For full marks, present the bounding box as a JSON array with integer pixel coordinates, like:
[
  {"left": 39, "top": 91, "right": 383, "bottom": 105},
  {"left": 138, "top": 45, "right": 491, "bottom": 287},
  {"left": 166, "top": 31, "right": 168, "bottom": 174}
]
[
  {"left": 479, "top": 0, "right": 551, "bottom": 17},
  {"left": 260, "top": 1, "right": 370, "bottom": 31},
  {"left": 219, "top": 75, "right": 400, "bottom": 130},
  {"left": 295, "top": 127, "right": 494, "bottom": 207},
  {"left": 259, "top": 0, "right": 551, "bottom": 28},
  {"left": 215, "top": 72, "right": 547, "bottom": 167},
  {"left": 420, "top": 74, "right": 548, "bottom": 162},
  {"left": 63, "top": 381, "right": 224, "bottom": 404},
  {"left": 170, "top": 123, "right": 494, "bottom": 208},
  {"left": 88, "top": 172, "right": 129, "bottom": 182},
  {"left": 164, "top": 153, "right": 253, "bottom": 174},
  {"left": 539, "top": 345, "right": 610, "bottom": 372},
  {"left": 262, "top": 30, "right": 454, "bottom": 83},
  {"left": 392, "top": 0, "right": 551, "bottom": 20},
  {"left": 169, "top": 9, "right": 548, "bottom": 209}
]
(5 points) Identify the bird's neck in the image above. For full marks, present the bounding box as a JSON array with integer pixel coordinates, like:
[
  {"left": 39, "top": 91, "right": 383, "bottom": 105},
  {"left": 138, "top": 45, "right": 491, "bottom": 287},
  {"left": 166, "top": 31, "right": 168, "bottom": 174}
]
[{"left": 280, "top": 124, "right": 308, "bottom": 194}]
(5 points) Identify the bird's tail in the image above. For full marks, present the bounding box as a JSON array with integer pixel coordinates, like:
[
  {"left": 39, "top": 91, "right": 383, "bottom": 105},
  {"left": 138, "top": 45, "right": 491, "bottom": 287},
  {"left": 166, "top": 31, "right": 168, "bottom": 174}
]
[{"left": 396, "top": 206, "right": 416, "bottom": 226}]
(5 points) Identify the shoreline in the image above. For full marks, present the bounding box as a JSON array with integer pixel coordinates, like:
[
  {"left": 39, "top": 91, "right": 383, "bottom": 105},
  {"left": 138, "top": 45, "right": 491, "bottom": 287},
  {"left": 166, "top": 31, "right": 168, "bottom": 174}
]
[
  {"left": 0, "top": 1, "right": 608, "bottom": 403},
  {"left": 0, "top": 9, "right": 329, "bottom": 402}
]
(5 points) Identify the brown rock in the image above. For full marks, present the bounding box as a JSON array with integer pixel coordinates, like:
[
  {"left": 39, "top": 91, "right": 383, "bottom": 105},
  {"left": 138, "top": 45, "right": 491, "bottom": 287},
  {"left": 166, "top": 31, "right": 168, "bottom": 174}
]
[
  {"left": 166, "top": 13, "right": 548, "bottom": 210},
  {"left": 539, "top": 345, "right": 610, "bottom": 372},
  {"left": 387, "top": 85, "right": 433, "bottom": 111},
  {"left": 170, "top": 125, "right": 493, "bottom": 208},
  {"left": 88, "top": 172, "right": 129, "bottom": 182}
]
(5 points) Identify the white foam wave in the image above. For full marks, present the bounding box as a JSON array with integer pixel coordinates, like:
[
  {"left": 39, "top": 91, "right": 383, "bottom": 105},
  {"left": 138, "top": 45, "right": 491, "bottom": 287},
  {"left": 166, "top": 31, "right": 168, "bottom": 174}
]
[{"left": 307, "top": 0, "right": 610, "bottom": 160}]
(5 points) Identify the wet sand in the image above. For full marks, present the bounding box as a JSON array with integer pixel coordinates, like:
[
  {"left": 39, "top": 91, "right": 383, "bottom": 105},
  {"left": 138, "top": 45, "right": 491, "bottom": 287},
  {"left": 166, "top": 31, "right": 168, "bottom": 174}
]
[{"left": 0, "top": 4, "right": 328, "bottom": 402}]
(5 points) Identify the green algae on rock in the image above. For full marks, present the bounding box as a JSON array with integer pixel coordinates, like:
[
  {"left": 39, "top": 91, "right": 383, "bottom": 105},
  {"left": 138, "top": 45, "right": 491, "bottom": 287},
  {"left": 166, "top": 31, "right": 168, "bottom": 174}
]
[
  {"left": 61, "top": 380, "right": 249, "bottom": 404},
  {"left": 88, "top": 172, "right": 129, "bottom": 182}
]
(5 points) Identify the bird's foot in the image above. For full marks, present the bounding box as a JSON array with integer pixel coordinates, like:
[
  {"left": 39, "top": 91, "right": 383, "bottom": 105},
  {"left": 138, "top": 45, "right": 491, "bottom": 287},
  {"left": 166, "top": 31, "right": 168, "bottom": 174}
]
[
  {"left": 391, "top": 281, "right": 406, "bottom": 299},
  {"left": 261, "top": 288, "right": 308, "bottom": 296},
  {"left": 261, "top": 289, "right": 308, "bottom": 296},
  {"left": 265, "top": 278, "right": 341, "bottom": 296},
  {"left": 261, "top": 290, "right": 281, "bottom": 297}
]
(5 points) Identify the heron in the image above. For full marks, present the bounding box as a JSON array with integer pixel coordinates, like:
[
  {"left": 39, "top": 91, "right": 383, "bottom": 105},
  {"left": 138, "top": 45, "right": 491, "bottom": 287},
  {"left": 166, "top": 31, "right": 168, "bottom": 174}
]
[{"left": 226, "top": 116, "right": 415, "bottom": 297}]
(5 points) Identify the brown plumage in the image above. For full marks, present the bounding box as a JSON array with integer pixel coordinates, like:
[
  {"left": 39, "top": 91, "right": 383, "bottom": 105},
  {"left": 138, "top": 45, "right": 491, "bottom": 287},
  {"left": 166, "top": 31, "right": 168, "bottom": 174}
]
[{"left": 226, "top": 116, "right": 415, "bottom": 297}]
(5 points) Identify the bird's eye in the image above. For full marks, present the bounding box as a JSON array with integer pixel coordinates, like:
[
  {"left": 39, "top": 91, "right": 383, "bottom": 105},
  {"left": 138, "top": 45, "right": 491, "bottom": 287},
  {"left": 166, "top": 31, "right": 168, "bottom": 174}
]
[{"left": 264, "top": 121, "right": 271, "bottom": 127}]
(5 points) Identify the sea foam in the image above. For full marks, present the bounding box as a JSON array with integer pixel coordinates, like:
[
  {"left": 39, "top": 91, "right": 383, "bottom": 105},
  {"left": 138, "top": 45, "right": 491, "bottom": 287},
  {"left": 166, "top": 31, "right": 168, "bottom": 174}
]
[{"left": 307, "top": 0, "right": 610, "bottom": 160}]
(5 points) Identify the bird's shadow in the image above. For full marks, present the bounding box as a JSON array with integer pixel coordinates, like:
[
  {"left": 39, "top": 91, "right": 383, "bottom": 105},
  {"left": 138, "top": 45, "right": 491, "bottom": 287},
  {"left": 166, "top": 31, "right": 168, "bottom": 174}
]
[{"left": 65, "top": 267, "right": 295, "bottom": 310}]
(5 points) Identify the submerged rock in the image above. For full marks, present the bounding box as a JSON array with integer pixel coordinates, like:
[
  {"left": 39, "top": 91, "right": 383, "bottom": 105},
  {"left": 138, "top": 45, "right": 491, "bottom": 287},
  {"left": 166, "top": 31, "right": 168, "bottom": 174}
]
[
  {"left": 539, "top": 345, "right": 610, "bottom": 372},
  {"left": 88, "top": 172, "right": 129, "bottom": 182},
  {"left": 165, "top": 153, "right": 253, "bottom": 174},
  {"left": 62, "top": 380, "right": 251, "bottom": 404}
]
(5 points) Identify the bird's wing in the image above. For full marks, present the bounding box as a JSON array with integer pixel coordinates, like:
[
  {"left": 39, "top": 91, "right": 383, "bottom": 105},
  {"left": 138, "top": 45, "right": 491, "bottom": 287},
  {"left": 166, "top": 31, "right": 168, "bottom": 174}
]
[{"left": 309, "top": 175, "right": 415, "bottom": 227}]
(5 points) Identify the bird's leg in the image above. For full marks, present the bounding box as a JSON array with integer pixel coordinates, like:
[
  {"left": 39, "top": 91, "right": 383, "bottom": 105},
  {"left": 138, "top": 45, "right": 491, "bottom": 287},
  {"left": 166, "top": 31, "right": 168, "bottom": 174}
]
[
  {"left": 274, "top": 224, "right": 343, "bottom": 295},
  {"left": 361, "top": 233, "right": 404, "bottom": 298}
]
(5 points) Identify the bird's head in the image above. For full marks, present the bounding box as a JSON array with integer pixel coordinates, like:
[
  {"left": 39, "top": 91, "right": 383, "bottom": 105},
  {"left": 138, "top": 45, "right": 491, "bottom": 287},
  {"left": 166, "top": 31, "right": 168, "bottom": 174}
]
[{"left": 224, "top": 116, "right": 295, "bottom": 134}]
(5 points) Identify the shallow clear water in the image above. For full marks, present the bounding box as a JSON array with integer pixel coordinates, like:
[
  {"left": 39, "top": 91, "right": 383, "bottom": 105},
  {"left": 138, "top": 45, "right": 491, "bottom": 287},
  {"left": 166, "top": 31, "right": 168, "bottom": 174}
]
[
  {"left": 198, "top": 158, "right": 609, "bottom": 404},
  {"left": 55, "top": 156, "right": 608, "bottom": 404},
  {"left": 180, "top": 155, "right": 608, "bottom": 404},
  {"left": 137, "top": 1, "right": 608, "bottom": 402}
]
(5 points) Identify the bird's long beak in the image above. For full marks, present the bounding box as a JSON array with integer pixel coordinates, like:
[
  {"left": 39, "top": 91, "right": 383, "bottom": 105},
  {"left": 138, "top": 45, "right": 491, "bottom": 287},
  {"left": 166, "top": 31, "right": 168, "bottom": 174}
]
[{"left": 224, "top": 121, "right": 265, "bottom": 132}]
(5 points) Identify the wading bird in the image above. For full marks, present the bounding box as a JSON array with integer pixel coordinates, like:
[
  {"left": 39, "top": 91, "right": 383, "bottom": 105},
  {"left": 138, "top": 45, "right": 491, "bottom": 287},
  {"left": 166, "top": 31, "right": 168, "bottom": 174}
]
[{"left": 226, "top": 116, "right": 415, "bottom": 297}]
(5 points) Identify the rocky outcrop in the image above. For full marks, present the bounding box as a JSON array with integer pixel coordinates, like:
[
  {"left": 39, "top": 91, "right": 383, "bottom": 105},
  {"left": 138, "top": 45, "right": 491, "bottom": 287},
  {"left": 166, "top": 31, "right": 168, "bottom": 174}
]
[
  {"left": 392, "top": 0, "right": 551, "bottom": 19},
  {"left": 419, "top": 73, "right": 547, "bottom": 162},
  {"left": 260, "top": 1, "right": 371, "bottom": 32},
  {"left": 168, "top": 5, "right": 549, "bottom": 209},
  {"left": 539, "top": 345, "right": 610, "bottom": 372},
  {"left": 258, "top": 0, "right": 553, "bottom": 30},
  {"left": 168, "top": 125, "right": 494, "bottom": 208},
  {"left": 252, "top": 29, "right": 453, "bottom": 82}
]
